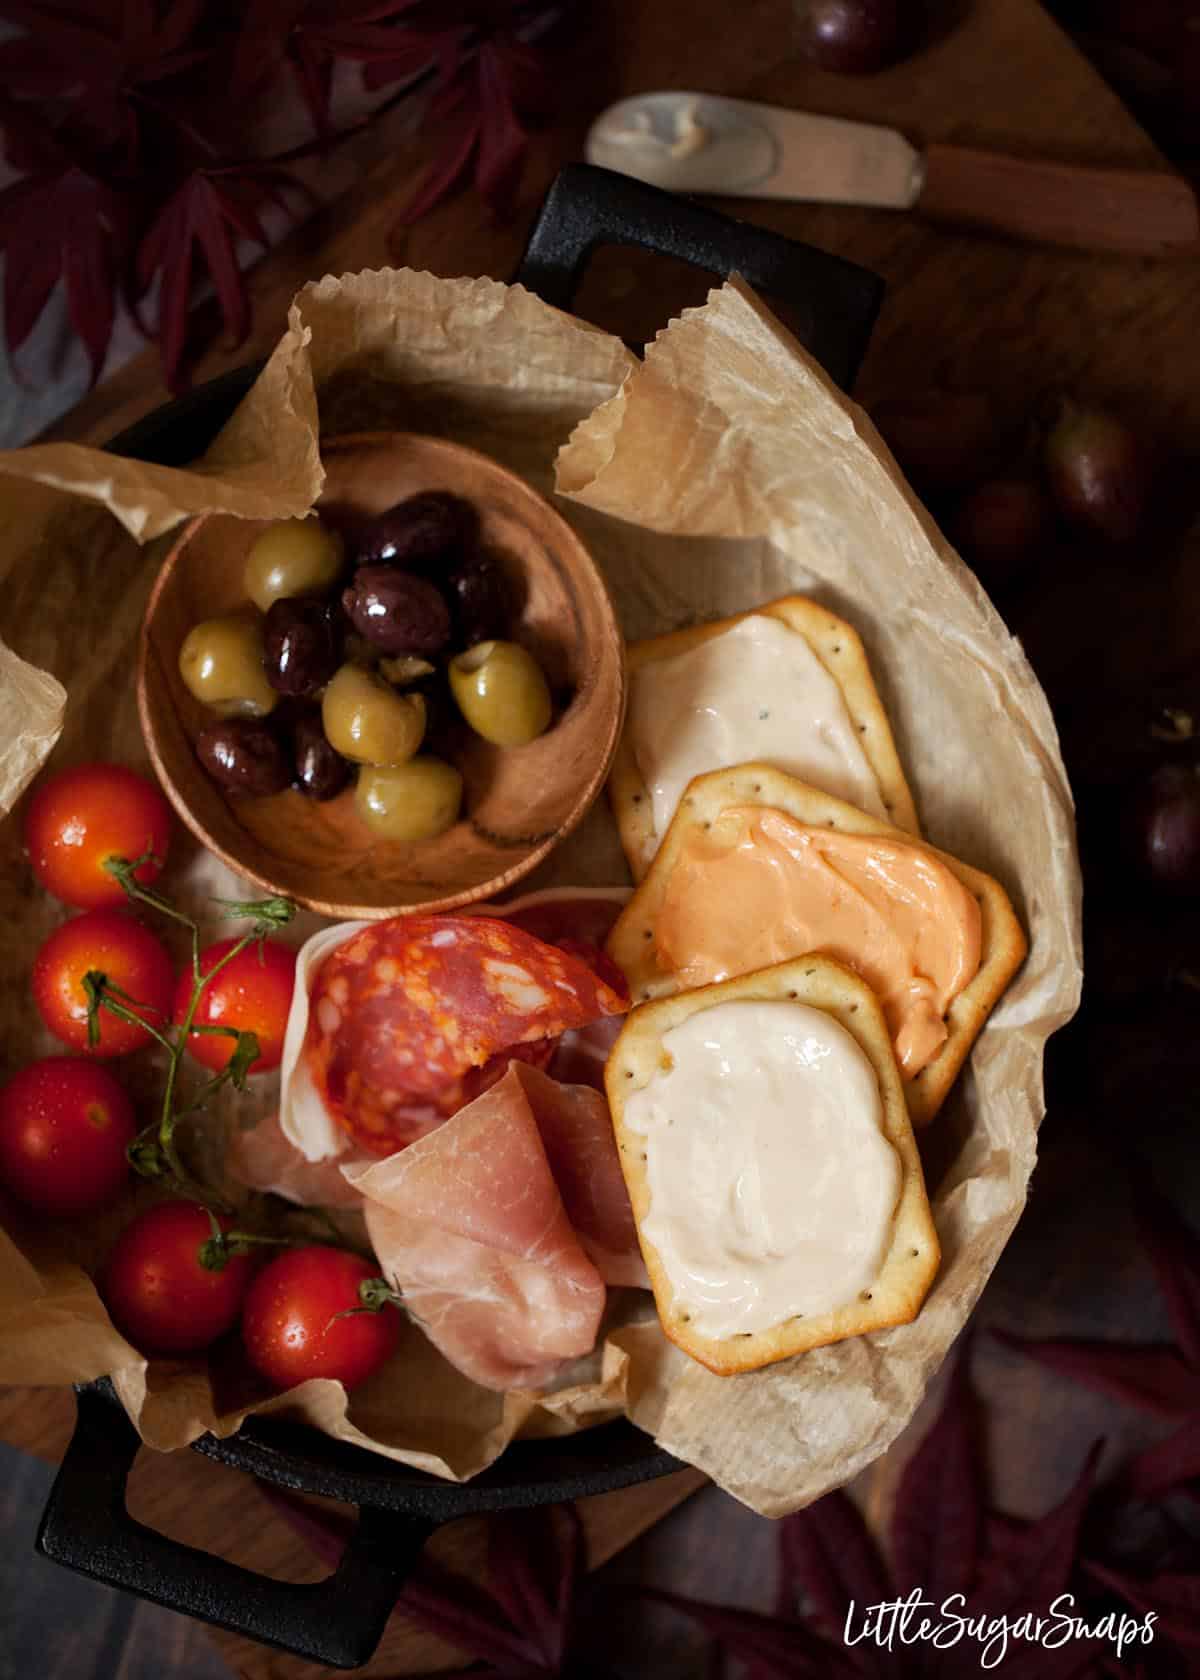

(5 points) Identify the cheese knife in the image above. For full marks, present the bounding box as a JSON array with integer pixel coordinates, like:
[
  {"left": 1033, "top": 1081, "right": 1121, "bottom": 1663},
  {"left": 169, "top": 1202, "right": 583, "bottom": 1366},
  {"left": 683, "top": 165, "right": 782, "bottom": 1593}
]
[{"left": 584, "top": 92, "right": 1199, "bottom": 255}]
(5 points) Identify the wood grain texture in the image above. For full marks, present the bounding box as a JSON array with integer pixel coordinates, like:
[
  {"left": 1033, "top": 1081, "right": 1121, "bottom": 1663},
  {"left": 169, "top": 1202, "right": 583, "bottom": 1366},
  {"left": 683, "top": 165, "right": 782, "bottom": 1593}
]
[
  {"left": 918, "top": 144, "right": 1200, "bottom": 252},
  {"left": 3, "top": 1, "right": 1199, "bottom": 1676}
]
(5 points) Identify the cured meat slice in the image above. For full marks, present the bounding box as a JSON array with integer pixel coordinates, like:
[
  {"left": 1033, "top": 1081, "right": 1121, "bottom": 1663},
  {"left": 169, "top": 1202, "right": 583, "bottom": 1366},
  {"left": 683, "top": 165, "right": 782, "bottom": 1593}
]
[
  {"left": 297, "top": 914, "right": 628, "bottom": 1158},
  {"left": 513, "top": 1063, "right": 648, "bottom": 1289},
  {"left": 226, "top": 1109, "right": 368, "bottom": 1210},
  {"left": 344, "top": 1064, "right": 608, "bottom": 1390},
  {"left": 493, "top": 888, "right": 631, "bottom": 1095}
]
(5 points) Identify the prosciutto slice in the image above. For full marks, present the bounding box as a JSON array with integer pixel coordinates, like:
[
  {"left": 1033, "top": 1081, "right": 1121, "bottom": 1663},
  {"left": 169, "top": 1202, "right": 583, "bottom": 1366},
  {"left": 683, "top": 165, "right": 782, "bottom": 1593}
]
[
  {"left": 344, "top": 1064, "right": 610, "bottom": 1390},
  {"left": 226, "top": 1110, "right": 368, "bottom": 1210},
  {"left": 515, "top": 1064, "right": 647, "bottom": 1288}
]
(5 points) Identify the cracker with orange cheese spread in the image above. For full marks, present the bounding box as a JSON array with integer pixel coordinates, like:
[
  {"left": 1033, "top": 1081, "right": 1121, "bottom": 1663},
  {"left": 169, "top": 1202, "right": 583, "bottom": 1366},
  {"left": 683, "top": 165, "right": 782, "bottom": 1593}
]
[
  {"left": 606, "top": 763, "right": 1027, "bottom": 1129},
  {"left": 605, "top": 954, "right": 940, "bottom": 1375},
  {"left": 609, "top": 595, "right": 920, "bottom": 882}
]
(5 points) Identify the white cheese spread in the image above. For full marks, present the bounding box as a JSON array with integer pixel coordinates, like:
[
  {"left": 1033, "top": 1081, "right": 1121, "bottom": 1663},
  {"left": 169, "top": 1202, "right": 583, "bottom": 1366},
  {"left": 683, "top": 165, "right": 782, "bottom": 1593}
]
[
  {"left": 628, "top": 614, "right": 887, "bottom": 849},
  {"left": 622, "top": 999, "right": 900, "bottom": 1337}
]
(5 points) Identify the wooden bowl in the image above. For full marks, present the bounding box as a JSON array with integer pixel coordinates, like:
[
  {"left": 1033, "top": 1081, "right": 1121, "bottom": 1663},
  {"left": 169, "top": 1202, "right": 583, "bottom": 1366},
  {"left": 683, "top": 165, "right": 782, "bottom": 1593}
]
[{"left": 138, "top": 433, "right": 625, "bottom": 918}]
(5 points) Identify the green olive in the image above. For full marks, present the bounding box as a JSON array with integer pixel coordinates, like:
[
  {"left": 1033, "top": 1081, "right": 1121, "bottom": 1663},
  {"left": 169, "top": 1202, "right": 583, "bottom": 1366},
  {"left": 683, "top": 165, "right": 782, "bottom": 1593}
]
[
  {"left": 178, "top": 615, "right": 277, "bottom": 717},
  {"left": 378, "top": 654, "right": 435, "bottom": 687},
  {"left": 355, "top": 758, "right": 464, "bottom": 841},
  {"left": 244, "top": 517, "right": 344, "bottom": 613},
  {"left": 321, "top": 663, "right": 426, "bottom": 765},
  {"left": 448, "top": 640, "right": 552, "bottom": 747}
]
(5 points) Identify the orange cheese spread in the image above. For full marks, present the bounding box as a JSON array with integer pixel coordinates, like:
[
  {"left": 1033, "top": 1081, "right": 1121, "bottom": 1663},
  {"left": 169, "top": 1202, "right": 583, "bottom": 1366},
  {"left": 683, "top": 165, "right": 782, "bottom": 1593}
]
[{"left": 654, "top": 807, "right": 982, "bottom": 1076}]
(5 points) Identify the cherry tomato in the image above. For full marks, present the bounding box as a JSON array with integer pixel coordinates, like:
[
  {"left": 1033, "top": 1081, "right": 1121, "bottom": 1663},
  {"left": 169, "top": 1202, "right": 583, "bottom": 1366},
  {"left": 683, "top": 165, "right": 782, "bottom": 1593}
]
[
  {"left": 241, "top": 1246, "right": 399, "bottom": 1391},
  {"left": 0, "top": 1056, "right": 136, "bottom": 1215},
  {"left": 102, "top": 1201, "right": 254, "bottom": 1356},
  {"left": 32, "top": 910, "right": 175, "bottom": 1059},
  {"left": 176, "top": 938, "right": 297, "bottom": 1074},
  {"left": 25, "top": 762, "right": 172, "bottom": 910}
]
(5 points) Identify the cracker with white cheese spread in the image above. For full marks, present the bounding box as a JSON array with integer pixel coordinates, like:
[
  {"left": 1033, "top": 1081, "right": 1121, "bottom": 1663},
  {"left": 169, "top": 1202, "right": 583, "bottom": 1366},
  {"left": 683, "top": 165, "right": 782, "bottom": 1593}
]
[
  {"left": 605, "top": 954, "right": 940, "bottom": 1375},
  {"left": 609, "top": 595, "right": 920, "bottom": 882}
]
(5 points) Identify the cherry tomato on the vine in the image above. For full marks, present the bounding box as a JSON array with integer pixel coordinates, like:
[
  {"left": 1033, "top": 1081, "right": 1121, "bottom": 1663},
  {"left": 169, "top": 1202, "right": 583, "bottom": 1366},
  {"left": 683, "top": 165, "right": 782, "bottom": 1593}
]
[
  {"left": 25, "top": 762, "right": 172, "bottom": 910},
  {"left": 102, "top": 1201, "right": 255, "bottom": 1356},
  {"left": 241, "top": 1246, "right": 400, "bottom": 1391},
  {"left": 0, "top": 1056, "right": 136, "bottom": 1215},
  {"left": 32, "top": 910, "right": 175, "bottom": 1058},
  {"left": 175, "top": 938, "right": 297, "bottom": 1074}
]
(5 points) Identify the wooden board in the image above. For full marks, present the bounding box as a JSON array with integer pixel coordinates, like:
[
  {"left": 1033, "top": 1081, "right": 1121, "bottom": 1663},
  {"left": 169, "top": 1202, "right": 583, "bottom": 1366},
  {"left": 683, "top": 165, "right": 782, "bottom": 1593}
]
[{"left": 4, "top": 1, "right": 1200, "bottom": 1676}]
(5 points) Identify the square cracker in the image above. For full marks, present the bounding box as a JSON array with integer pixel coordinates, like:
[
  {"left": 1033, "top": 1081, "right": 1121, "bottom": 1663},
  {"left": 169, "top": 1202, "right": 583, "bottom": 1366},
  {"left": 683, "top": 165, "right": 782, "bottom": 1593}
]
[
  {"left": 608, "top": 595, "right": 920, "bottom": 882},
  {"left": 606, "top": 763, "right": 1028, "bottom": 1129},
  {"left": 605, "top": 954, "right": 941, "bottom": 1375}
]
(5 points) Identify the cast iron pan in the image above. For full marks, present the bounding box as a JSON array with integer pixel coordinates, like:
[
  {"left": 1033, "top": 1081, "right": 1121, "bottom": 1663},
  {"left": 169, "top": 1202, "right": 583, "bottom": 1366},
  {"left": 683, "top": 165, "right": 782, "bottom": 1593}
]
[{"left": 34, "top": 163, "right": 884, "bottom": 1669}]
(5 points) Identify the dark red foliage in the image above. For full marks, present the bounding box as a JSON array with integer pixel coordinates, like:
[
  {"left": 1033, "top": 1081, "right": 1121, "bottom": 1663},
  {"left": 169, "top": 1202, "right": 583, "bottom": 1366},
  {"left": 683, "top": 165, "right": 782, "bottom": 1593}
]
[
  {"left": 999, "top": 1171, "right": 1200, "bottom": 1502},
  {"left": 365, "top": 6, "right": 555, "bottom": 224},
  {"left": 260, "top": 1322, "right": 1200, "bottom": 1678},
  {"left": 627, "top": 1341, "right": 1200, "bottom": 1678},
  {"left": 135, "top": 163, "right": 300, "bottom": 390},
  {"left": 230, "top": 0, "right": 433, "bottom": 139},
  {"left": 0, "top": 0, "right": 563, "bottom": 389}
]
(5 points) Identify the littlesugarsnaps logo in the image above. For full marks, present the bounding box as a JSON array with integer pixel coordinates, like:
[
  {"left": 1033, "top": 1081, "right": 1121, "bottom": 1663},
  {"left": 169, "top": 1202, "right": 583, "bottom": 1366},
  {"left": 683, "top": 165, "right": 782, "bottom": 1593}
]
[{"left": 842, "top": 1589, "right": 1156, "bottom": 1670}]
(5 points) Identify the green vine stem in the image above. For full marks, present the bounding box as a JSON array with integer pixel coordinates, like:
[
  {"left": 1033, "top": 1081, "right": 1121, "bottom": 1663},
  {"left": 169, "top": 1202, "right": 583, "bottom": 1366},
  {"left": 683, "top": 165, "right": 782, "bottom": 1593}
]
[{"left": 84, "top": 851, "right": 295, "bottom": 1204}]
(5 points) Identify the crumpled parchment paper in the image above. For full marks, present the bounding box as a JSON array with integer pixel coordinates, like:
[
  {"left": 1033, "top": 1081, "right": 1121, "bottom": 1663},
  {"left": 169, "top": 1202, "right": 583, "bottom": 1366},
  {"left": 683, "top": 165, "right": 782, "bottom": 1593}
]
[{"left": 0, "top": 268, "right": 1081, "bottom": 1516}]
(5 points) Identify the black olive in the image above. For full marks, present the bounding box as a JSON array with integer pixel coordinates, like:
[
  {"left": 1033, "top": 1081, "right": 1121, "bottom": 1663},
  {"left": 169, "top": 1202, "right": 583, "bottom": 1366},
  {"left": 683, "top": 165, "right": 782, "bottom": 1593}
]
[
  {"left": 444, "top": 555, "right": 509, "bottom": 648},
  {"left": 353, "top": 491, "right": 478, "bottom": 575},
  {"left": 341, "top": 566, "right": 451, "bottom": 655},
  {"left": 291, "top": 711, "right": 352, "bottom": 801},
  {"left": 196, "top": 719, "right": 291, "bottom": 796},
  {"left": 263, "top": 597, "right": 340, "bottom": 696}
]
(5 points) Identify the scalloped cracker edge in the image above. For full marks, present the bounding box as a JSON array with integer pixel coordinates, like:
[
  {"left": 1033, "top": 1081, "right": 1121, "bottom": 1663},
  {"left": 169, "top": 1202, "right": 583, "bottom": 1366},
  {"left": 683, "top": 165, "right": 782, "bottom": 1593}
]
[
  {"left": 606, "top": 762, "right": 1028, "bottom": 1129},
  {"left": 608, "top": 595, "right": 920, "bottom": 882},
  {"left": 604, "top": 954, "right": 940, "bottom": 1375}
]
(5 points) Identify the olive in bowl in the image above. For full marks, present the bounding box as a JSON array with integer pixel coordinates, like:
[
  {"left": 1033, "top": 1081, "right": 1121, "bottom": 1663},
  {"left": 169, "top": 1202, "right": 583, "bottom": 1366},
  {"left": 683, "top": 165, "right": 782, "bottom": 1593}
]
[
  {"left": 179, "top": 616, "right": 277, "bottom": 718},
  {"left": 264, "top": 597, "right": 340, "bottom": 696},
  {"left": 356, "top": 758, "right": 463, "bottom": 841},
  {"left": 244, "top": 517, "right": 344, "bottom": 612},
  {"left": 321, "top": 664, "right": 427, "bottom": 765},
  {"left": 138, "top": 432, "right": 624, "bottom": 919},
  {"left": 449, "top": 640, "right": 552, "bottom": 747},
  {"left": 196, "top": 719, "right": 292, "bottom": 796},
  {"left": 353, "top": 490, "right": 478, "bottom": 574},
  {"left": 341, "top": 566, "right": 451, "bottom": 656}
]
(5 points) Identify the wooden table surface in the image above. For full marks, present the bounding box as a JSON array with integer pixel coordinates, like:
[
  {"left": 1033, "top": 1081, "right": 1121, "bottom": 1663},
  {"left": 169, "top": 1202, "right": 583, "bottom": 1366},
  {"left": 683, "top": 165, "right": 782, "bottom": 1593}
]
[{"left": 5, "top": 0, "right": 1200, "bottom": 1674}]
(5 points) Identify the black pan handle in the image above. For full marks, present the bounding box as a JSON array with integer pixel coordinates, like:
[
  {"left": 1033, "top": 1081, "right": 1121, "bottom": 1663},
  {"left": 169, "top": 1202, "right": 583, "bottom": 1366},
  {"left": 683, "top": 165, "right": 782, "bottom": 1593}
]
[
  {"left": 514, "top": 162, "right": 884, "bottom": 390},
  {"left": 37, "top": 1379, "right": 434, "bottom": 1670}
]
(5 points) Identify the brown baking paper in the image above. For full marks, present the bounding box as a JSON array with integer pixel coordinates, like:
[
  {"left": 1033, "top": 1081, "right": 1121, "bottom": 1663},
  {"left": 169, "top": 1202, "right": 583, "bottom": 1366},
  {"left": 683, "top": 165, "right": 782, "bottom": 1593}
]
[{"left": 0, "top": 269, "right": 1080, "bottom": 1517}]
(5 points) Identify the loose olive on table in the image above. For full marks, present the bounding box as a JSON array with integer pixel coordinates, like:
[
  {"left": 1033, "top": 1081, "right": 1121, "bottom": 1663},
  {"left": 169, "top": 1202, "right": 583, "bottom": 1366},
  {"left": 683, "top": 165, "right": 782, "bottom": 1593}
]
[
  {"left": 291, "top": 711, "right": 352, "bottom": 801},
  {"left": 341, "top": 565, "right": 452, "bottom": 655},
  {"left": 449, "top": 640, "right": 552, "bottom": 747},
  {"left": 179, "top": 616, "right": 277, "bottom": 717},
  {"left": 244, "top": 517, "right": 345, "bottom": 613},
  {"left": 196, "top": 719, "right": 292, "bottom": 796},
  {"left": 263, "top": 597, "right": 340, "bottom": 696},
  {"left": 355, "top": 758, "right": 464, "bottom": 841},
  {"left": 321, "top": 664, "right": 427, "bottom": 765},
  {"left": 353, "top": 491, "right": 478, "bottom": 574}
]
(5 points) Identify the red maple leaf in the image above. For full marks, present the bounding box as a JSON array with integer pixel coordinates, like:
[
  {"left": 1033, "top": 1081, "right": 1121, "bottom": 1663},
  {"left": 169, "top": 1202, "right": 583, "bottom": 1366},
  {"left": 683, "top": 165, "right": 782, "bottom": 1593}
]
[
  {"left": 0, "top": 97, "right": 135, "bottom": 383},
  {"left": 365, "top": 2, "right": 557, "bottom": 223},
  {"left": 229, "top": 0, "right": 436, "bottom": 140},
  {"left": 998, "top": 1171, "right": 1200, "bottom": 1502},
  {"left": 627, "top": 1345, "right": 1148, "bottom": 1680},
  {"left": 135, "top": 161, "right": 299, "bottom": 390},
  {"left": 0, "top": 0, "right": 211, "bottom": 164}
]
